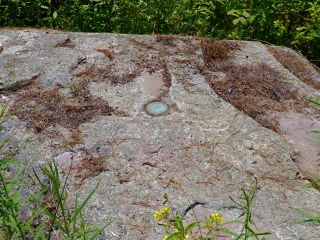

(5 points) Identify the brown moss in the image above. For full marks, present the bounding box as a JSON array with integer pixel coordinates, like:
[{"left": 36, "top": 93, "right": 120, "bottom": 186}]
[
  {"left": 200, "top": 39, "right": 308, "bottom": 132},
  {"left": 155, "top": 34, "right": 175, "bottom": 46},
  {"left": 72, "top": 65, "right": 95, "bottom": 77},
  {"left": 10, "top": 78, "right": 114, "bottom": 132},
  {"left": 74, "top": 150, "right": 109, "bottom": 187},
  {"left": 129, "top": 38, "right": 153, "bottom": 50},
  {"left": 267, "top": 45, "right": 320, "bottom": 89},
  {"left": 86, "top": 67, "right": 142, "bottom": 85},
  {"left": 97, "top": 48, "right": 115, "bottom": 60},
  {"left": 202, "top": 39, "right": 240, "bottom": 63}
]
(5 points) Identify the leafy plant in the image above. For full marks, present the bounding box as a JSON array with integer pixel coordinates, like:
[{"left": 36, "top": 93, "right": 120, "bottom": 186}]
[
  {"left": 0, "top": 103, "right": 113, "bottom": 239},
  {"left": 0, "top": 158, "right": 47, "bottom": 239},
  {"left": 0, "top": 0, "right": 319, "bottom": 66},
  {"left": 32, "top": 161, "right": 114, "bottom": 240},
  {"left": 225, "top": 187, "right": 271, "bottom": 240},
  {"left": 0, "top": 103, "right": 46, "bottom": 239},
  {"left": 155, "top": 187, "right": 270, "bottom": 240},
  {"left": 154, "top": 204, "right": 225, "bottom": 240}
]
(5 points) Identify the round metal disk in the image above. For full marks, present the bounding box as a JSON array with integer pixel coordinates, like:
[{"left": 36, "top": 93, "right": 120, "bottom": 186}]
[{"left": 146, "top": 102, "right": 169, "bottom": 116}]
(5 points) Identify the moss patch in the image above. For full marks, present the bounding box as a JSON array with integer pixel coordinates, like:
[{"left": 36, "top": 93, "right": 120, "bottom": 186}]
[
  {"left": 9, "top": 78, "right": 113, "bottom": 132},
  {"left": 267, "top": 45, "right": 320, "bottom": 89},
  {"left": 199, "top": 39, "right": 308, "bottom": 132}
]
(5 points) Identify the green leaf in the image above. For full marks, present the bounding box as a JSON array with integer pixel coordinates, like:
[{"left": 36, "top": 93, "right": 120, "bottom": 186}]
[
  {"left": 242, "top": 10, "right": 250, "bottom": 18},
  {"left": 249, "top": 15, "right": 256, "bottom": 23},
  {"left": 185, "top": 221, "right": 199, "bottom": 233},
  {"left": 10, "top": 187, "right": 22, "bottom": 203},
  {"left": 7, "top": 162, "right": 27, "bottom": 192},
  {"left": 305, "top": 138, "right": 320, "bottom": 145},
  {"left": 167, "top": 232, "right": 183, "bottom": 240},
  {"left": 71, "top": 183, "right": 99, "bottom": 222},
  {"left": 175, "top": 216, "right": 185, "bottom": 234},
  {"left": 254, "top": 231, "right": 272, "bottom": 236},
  {"left": 53, "top": 11, "right": 58, "bottom": 19},
  {"left": 233, "top": 18, "right": 240, "bottom": 25},
  {"left": 309, "top": 130, "right": 320, "bottom": 133},
  {"left": 240, "top": 17, "right": 247, "bottom": 25},
  {"left": 227, "top": 9, "right": 235, "bottom": 15},
  {"left": 32, "top": 197, "right": 65, "bottom": 232},
  {"left": 34, "top": 221, "right": 47, "bottom": 240},
  {"left": 229, "top": 196, "right": 244, "bottom": 208}
]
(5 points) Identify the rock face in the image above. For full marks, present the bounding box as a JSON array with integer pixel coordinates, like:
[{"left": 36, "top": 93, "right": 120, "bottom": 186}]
[{"left": 1, "top": 29, "right": 320, "bottom": 239}]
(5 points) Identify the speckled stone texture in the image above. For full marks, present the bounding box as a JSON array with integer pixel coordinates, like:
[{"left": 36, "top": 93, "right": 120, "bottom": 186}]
[{"left": 1, "top": 29, "right": 320, "bottom": 239}]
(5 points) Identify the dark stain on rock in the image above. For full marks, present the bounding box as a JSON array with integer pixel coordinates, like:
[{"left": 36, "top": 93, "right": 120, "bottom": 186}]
[
  {"left": 54, "top": 38, "right": 76, "bottom": 49},
  {"left": 1, "top": 74, "right": 39, "bottom": 92}
]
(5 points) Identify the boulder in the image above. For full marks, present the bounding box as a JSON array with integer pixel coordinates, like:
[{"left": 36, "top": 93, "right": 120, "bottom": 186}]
[{"left": 1, "top": 29, "right": 320, "bottom": 239}]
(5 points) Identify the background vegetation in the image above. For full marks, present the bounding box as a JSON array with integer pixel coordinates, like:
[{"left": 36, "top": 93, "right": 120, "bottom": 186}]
[{"left": 0, "top": 0, "right": 319, "bottom": 66}]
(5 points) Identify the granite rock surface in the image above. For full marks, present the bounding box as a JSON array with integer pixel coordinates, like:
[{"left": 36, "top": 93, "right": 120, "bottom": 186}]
[{"left": 1, "top": 29, "right": 320, "bottom": 239}]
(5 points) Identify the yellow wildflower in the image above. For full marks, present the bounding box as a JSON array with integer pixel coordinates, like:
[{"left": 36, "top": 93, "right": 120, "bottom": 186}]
[
  {"left": 183, "top": 234, "right": 190, "bottom": 240},
  {"left": 210, "top": 212, "right": 224, "bottom": 226},
  {"left": 160, "top": 206, "right": 170, "bottom": 218},
  {"left": 154, "top": 206, "right": 170, "bottom": 221},
  {"left": 153, "top": 210, "right": 162, "bottom": 221},
  {"left": 162, "top": 236, "right": 168, "bottom": 240}
]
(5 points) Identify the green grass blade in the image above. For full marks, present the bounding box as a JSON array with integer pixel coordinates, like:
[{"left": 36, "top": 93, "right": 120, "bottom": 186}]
[
  {"left": 309, "top": 130, "right": 320, "bottom": 133},
  {"left": 34, "top": 221, "right": 48, "bottom": 240},
  {"left": 32, "top": 166, "right": 47, "bottom": 189},
  {"left": 71, "top": 184, "right": 99, "bottom": 222},
  {"left": 20, "top": 188, "right": 47, "bottom": 204},
  {"left": 229, "top": 196, "right": 245, "bottom": 208},
  {"left": 306, "top": 97, "right": 320, "bottom": 106},
  {"left": 254, "top": 231, "right": 272, "bottom": 236},
  {"left": 305, "top": 138, "right": 320, "bottom": 145},
  {"left": 6, "top": 162, "right": 27, "bottom": 192},
  {"left": 26, "top": 207, "right": 45, "bottom": 225},
  {"left": 308, "top": 172, "right": 320, "bottom": 187},
  {"left": 294, "top": 209, "right": 320, "bottom": 223},
  {"left": 89, "top": 219, "right": 115, "bottom": 240},
  {"left": 32, "top": 197, "right": 65, "bottom": 232}
]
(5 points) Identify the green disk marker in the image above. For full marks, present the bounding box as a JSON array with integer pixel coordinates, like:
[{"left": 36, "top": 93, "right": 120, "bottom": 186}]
[{"left": 146, "top": 102, "right": 169, "bottom": 116}]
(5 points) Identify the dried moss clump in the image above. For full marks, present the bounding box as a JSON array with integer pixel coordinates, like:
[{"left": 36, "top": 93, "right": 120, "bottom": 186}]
[
  {"left": 10, "top": 79, "right": 113, "bottom": 132},
  {"left": 267, "top": 45, "right": 320, "bottom": 89},
  {"left": 200, "top": 39, "right": 308, "bottom": 132}
]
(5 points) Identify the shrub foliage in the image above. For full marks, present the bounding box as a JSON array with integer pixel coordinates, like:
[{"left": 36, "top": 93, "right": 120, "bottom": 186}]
[{"left": 0, "top": 0, "right": 319, "bottom": 65}]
